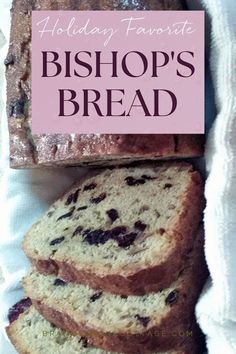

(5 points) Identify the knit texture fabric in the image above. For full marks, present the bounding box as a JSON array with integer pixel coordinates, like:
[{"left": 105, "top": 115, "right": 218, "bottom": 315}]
[{"left": 195, "top": 0, "right": 236, "bottom": 353}]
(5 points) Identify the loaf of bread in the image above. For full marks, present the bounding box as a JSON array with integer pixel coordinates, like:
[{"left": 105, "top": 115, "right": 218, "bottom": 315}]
[
  {"left": 6, "top": 306, "right": 202, "bottom": 354},
  {"left": 6, "top": 0, "right": 204, "bottom": 169},
  {"left": 22, "top": 229, "right": 207, "bottom": 354},
  {"left": 23, "top": 162, "right": 204, "bottom": 295}
]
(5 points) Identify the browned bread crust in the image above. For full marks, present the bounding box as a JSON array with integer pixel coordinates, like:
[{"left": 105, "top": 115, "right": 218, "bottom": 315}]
[
  {"left": 32, "top": 302, "right": 205, "bottom": 354},
  {"left": 6, "top": 306, "right": 204, "bottom": 354},
  {"left": 6, "top": 0, "right": 204, "bottom": 169},
  {"left": 23, "top": 230, "right": 207, "bottom": 354}
]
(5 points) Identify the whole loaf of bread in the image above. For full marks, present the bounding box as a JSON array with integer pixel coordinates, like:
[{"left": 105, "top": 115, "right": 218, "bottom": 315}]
[{"left": 6, "top": 0, "right": 203, "bottom": 168}]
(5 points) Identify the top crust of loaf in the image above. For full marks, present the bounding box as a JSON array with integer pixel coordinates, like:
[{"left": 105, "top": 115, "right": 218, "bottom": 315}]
[
  {"left": 23, "top": 162, "right": 204, "bottom": 295},
  {"left": 6, "top": 0, "right": 203, "bottom": 168}
]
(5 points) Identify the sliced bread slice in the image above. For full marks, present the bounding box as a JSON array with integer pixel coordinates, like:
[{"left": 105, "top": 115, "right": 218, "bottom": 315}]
[
  {"left": 23, "top": 162, "right": 204, "bottom": 295},
  {"left": 23, "top": 230, "right": 207, "bottom": 354},
  {"left": 6, "top": 306, "right": 202, "bottom": 354}
]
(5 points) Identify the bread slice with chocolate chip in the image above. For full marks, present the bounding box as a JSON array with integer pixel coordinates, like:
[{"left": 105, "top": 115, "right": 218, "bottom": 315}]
[
  {"left": 22, "top": 229, "right": 207, "bottom": 354},
  {"left": 23, "top": 162, "right": 204, "bottom": 295},
  {"left": 6, "top": 306, "right": 203, "bottom": 354}
]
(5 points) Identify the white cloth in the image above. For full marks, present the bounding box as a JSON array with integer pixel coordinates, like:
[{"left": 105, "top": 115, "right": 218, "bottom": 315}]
[
  {"left": 195, "top": 0, "right": 236, "bottom": 353},
  {"left": 0, "top": 1, "right": 236, "bottom": 354}
]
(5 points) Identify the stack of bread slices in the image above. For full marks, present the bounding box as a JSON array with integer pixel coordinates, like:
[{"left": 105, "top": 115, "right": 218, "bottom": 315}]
[{"left": 6, "top": 162, "right": 208, "bottom": 354}]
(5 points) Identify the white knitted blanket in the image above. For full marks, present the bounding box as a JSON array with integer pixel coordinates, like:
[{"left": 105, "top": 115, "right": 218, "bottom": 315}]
[{"left": 195, "top": 0, "right": 236, "bottom": 353}]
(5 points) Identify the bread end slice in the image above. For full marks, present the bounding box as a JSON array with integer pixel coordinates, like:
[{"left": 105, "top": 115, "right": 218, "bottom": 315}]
[{"left": 6, "top": 306, "right": 204, "bottom": 354}]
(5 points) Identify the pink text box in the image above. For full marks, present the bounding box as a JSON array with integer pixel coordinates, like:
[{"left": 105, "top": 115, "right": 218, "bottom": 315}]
[{"left": 32, "top": 11, "right": 204, "bottom": 134}]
